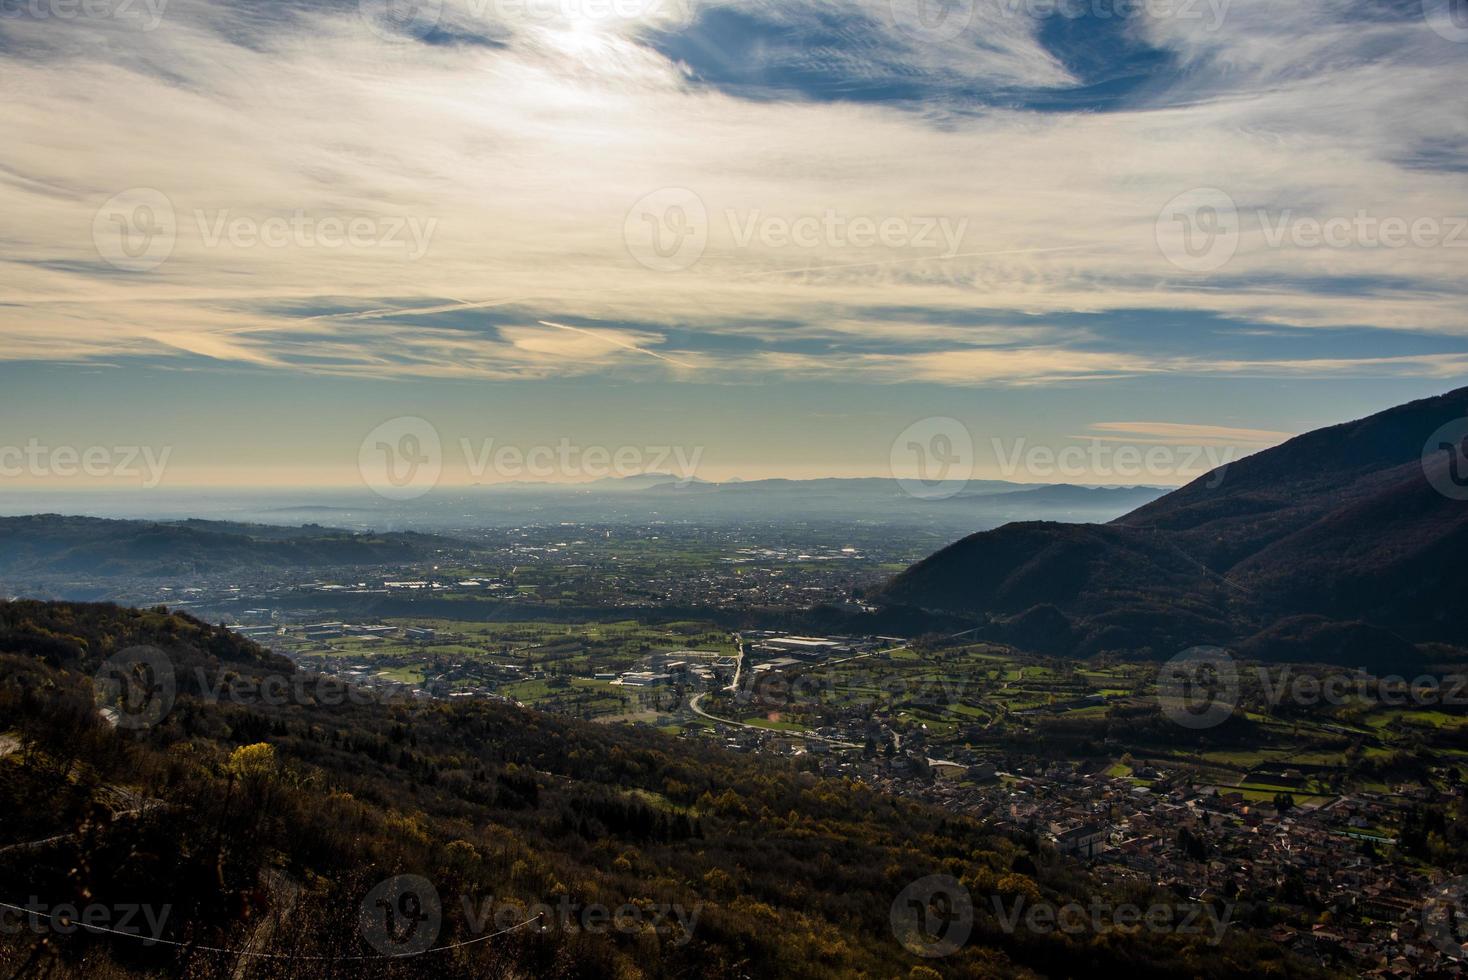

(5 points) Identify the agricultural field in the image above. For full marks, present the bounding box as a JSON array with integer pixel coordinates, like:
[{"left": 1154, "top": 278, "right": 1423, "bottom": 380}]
[
  {"left": 279, "top": 618, "right": 733, "bottom": 720},
  {"left": 275, "top": 615, "right": 1468, "bottom": 813},
  {"left": 701, "top": 638, "right": 1468, "bottom": 811}
]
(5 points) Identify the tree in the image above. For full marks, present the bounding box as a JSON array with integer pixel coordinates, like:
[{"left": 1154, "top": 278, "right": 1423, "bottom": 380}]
[{"left": 225, "top": 742, "right": 277, "bottom": 783}]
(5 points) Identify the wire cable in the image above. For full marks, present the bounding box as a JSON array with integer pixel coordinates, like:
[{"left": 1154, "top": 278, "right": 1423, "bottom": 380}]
[{"left": 0, "top": 899, "right": 541, "bottom": 960}]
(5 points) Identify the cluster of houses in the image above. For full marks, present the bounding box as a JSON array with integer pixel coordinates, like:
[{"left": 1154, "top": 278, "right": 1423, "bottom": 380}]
[
  {"left": 846, "top": 756, "right": 1464, "bottom": 975},
  {"left": 613, "top": 650, "right": 738, "bottom": 688},
  {"left": 680, "top": 698, "right": 1468, "bottom": 977}
]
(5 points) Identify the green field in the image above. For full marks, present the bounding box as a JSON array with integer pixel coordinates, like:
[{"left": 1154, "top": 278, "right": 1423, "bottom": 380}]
[{"left": 283, "top": 618, "right": 733, "bottom": 719}]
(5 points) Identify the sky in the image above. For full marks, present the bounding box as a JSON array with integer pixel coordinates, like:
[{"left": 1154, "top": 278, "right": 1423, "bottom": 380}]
[{"left": 1, "top": 0, "right": 1467, "bottom": 492}]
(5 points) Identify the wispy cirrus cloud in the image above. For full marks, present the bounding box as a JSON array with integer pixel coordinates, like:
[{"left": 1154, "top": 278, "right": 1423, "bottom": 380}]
[
  {"left": 0, "top": 0, "right": 1465, "bottom": 391},
  {"left": 1081, "top": 421, "right": 1294, "bottom": 446}
]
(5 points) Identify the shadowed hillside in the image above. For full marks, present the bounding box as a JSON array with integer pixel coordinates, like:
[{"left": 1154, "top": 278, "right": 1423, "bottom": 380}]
[
  {"left": 0, "top": 600, "right": 1331, "bottom": 979},
  {"left": 880, "top": 386, "right": 1468, "bottom": 666}
]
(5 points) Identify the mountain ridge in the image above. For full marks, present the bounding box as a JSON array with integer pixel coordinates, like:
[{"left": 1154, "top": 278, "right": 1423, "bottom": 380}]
[
  {"left": 0, "top": 514, "right": 463, "bottom": 578},
  {"left": 879, "top": 386, "right": 1468, "bottom": 667}
]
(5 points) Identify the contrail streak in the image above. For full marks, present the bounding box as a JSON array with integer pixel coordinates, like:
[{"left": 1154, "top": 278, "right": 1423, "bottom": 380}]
[{"left": 536, "top": 320, "right": 694, "bottom": 368}]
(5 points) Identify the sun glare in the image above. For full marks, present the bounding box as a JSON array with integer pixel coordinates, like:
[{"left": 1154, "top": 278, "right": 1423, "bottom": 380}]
[{"left": 542, "top": 23, "right": 613, "bottom": 60}]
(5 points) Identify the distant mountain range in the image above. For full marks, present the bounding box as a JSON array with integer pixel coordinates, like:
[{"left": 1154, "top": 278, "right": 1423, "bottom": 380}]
[
  {"left": 472, "top": 473, "right": 1160, "bottom": 501},
  {"left": 879, "top": 386, "right": 1468, "bottom": 669},
  {"left": 488, "top": 475, "right": 1169, "bottom": 528},
  {"left": 0, "top": 515, "right": 457, "bottom": 578},
  {"left": 0, "top": 478, "right": 1168, "bottom": 534}
]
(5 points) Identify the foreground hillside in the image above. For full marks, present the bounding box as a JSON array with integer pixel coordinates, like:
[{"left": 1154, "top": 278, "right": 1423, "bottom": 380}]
[
  {"left": 880, "top": 386, "right": 1468, "bottom": 666},
  {"left": 0, "top": 601, "right": 1328, "bottom": 979}
]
